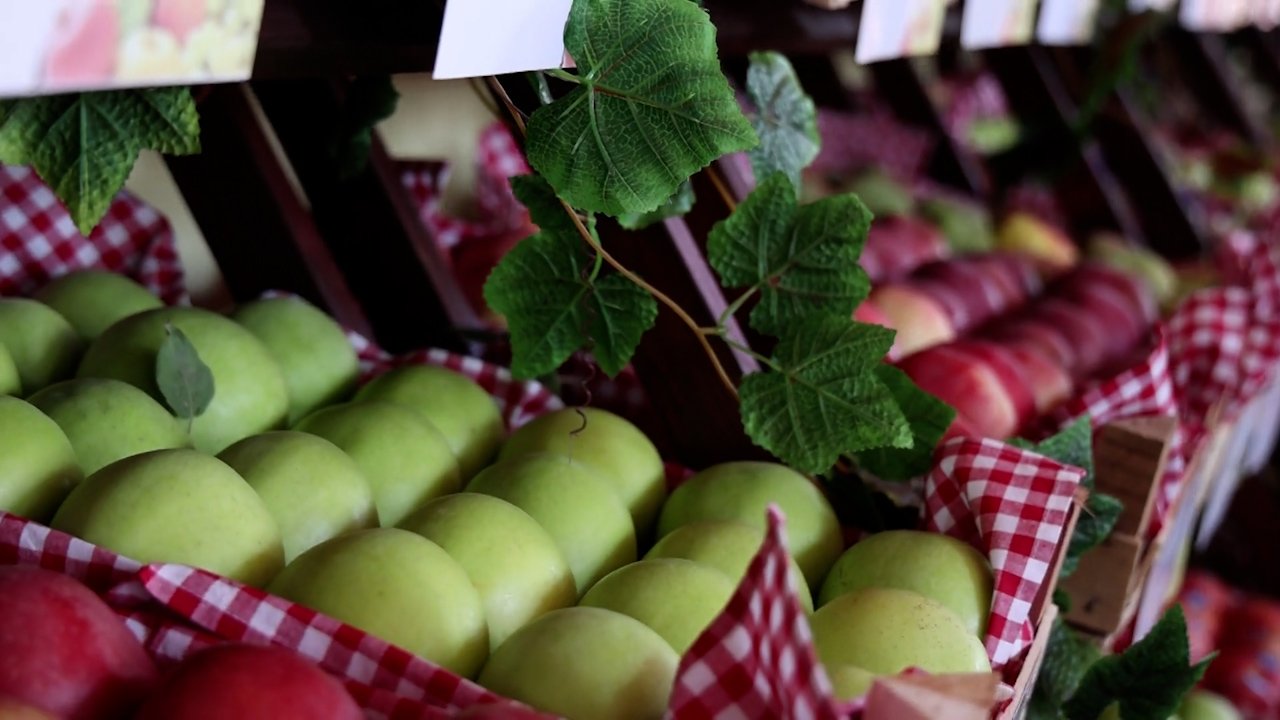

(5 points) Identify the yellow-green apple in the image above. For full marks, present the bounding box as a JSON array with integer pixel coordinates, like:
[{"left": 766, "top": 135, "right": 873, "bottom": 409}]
[
  {"left": 579, "top": 558, "right": 735, "bottom": 654},
  {"left": 398, "top": 492, "right": 576, "bottom": 650},
  {"left": 818, "top": 529, "right": 993, "bottom": 636},
  {"left": 355, "top": 365, "right": 504, "bottom": 479},
  {"left": 232, "top": 297, "right": 359, "bottom": 425},
  {"left": 28, "top": 378, "right": 190, "bottom": 476},
  {"left": 293, "top": 400, "right": 461, "bottom": 527},
  {"left": 478, "top": 606, "right": 678, "bottom": 720},
  {"left": 267, "top": 528, "right": 488, "bottom": 677},
  {"left": 996, "top": 212, "right": 1078, "bottom": 278},
  {"left": 897, "top": 341, "right": 1035, "bottom": 440},
  {"left": 77, "top": 307, "right": 289, "bottom": 454},
  {"left": 846, "top": 169, "right": 915, "bottom": 218},
  {"left": 0, "top": 566, "right": 157, "bottom": 720},
  {"left": 1179, "top": 690, "right": 1241, "bottom": 720},
  {"left": 810, "top": 588, "right": 991, "bottom": 677},
  {"left": 0, "top": 298, "right": 82, "bottom": 394},
  {"left": 1087, "top": 233, "right": 1178, "bottom": 307},
  {"left": 51, "top": 449, "right": 284, "bottom": 586},
  {"left": 918, "top": 195, "right": 996, "bottom": 255},
  {"left": 657, "top": 461, "right": 842, "bottom": 587},
  {"left": 499, "top": 407, "right": 664, "bottom": 533},
  {"left": 217, "top": 431, "right": 378, "bottom": 563},
  {"left": 645, "top": 519, "right": 813, "bottom": 611},
  {"left": 467, "top": 453, "right": 636, "bottom": 596},
  {"left": 33, "top": 271, "right": 162, "bottom": 341},
  {"left": 0, "top": 343, "right": 19, "bottom": 396},
  {"left": 0, "top": 396, "right": 82, "bottom": 522},
  {"left": 867, "top": 284, "right": 956, "bottom": 357},
  {"left": 133, "top": 644, "right": 362, "bottom": 720},
  {"left": 826, "top": 664, "right": 877, "bottom": 701}
]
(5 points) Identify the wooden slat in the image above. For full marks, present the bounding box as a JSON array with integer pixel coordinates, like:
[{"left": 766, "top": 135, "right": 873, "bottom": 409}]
[
  {"left": 1062, "top": 532, "right": 1145, "bottom": 636},
  {"left": 164, "top": 85, "right": 374, "bottom": 337},
  {"left": 1170, "top": 29, "right": 1272, "bottom": 152},
  {"left": 1092, "top": 415, "right": 1177, "bottom": 537}
]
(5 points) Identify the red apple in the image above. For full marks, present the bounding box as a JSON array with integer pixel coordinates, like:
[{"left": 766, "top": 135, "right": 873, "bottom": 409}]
[
  {"left": 1003, "top": 345, "right": 1072, "bottom": 414},
  {"left": 135, "top": 644, "right": 362, "bottom": 720},
  {"left": 868, "top": 284, "right": 956, "bottom": 358},
  {"left": 914, "top": 265, "right": 1002, "bottom": 330},
  {"left": 1058, "top": 264, "right": 1158, "bottom": 329},
  {"left": 1201, "top": 648, "right": 1280, "bottom": 717},
  {"left": 0, "top": 698, "right": 57, "bottom": 720},
  {"left": 861, "top": 217, "right": 949, "bottom": 284},
  {"left": 896, "top": 341, "right": 1033, "bottom": 439},
  {"left": 0, "top": 566, "right": 157, "bottom": 720},
  {"left": 853, "top": 299, "right": 900, "bottom": 360},
  {"left": 979, "top": 316, "right": 1078, "bottom": 375},
  {"left": 454, "top": 702, "right": 556, "bottom": 719},
  {"left": 154, "top": 0, "right": 208, "bottom": 43},
  {"left": 1024, "top": 298, "right": 1110, "bottom": 379},
  {"left": 43, "top": 1, "right": 120, "bottom": 86}
]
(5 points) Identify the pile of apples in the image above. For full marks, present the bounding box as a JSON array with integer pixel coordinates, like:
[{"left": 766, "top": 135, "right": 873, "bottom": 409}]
[{"left": 0, "top": 271, "right": 1003, "bottom": 719}]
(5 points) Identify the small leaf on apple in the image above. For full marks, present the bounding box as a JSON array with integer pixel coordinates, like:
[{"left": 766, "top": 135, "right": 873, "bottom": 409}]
[
  {"left": 852, "top": 364, "right": 956, "bottom": 482},
  {"left": 738, "top": 315, "right": 910, "bottom": 474},
  {"left": 484, "top": 174, "right": 657, "bottom": 379},
  {"left": 155, "top": 323, "right": 215, "bottom": 426},
  {"left": 745, "top": 51, "right": 820, "bottom": 194},
  {"left": 708, "top": 173, "right": 872, "bottom": 337}
]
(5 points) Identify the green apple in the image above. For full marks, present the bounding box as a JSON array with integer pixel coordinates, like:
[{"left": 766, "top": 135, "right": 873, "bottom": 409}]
[
  {"left": 356, "top": 365, "right": 504, "bottom": 479},
  {"left": 217, "top": 431, "right": 379, "bottom": 562},
  {"left": 645, "top": 519, "right": 813, "bottom": 612},
  {"left": 0, "top": 298, "right": 82, "bottom": 394},
  {"left": 1100, "top": 703, "right": 1181, "bottom": 720},
  {"left": 827, "top": 664, "right": 877, "bottom": 701},
  {"left": 499, "top": 407, "right": 665, "bottom": 534},
  {"left": 0, "top": 343, "right": 21, "bottom": 396},
  {"left": 0, "top": 396, "right": 82, "bottom": 521},
  {"left": 818, "top": 529, "right": 993, "bottom": 636},
  {"left": 656, "top": 462, "right": 842, "bottom": 588},
  {"left": 267, "top": 528, "right": 488, "bottom": 677},
  {"left": 467, "top": 453, "right": 636, "bottom": 596},
  {"left": 28, "top": 378, "right": 190, "bottom": 476},
  {"left": 232, "top": 297, "right": 359, "bottom": 424},
  {"left": 809, "top": 588, "right": 991, "bottom": 677},
  {"left": 478, "top": 606, "right": 678, "bottom": 720},
  {"left": 579, "top": 558, "right": 735, "bottom": 654},
  {"left": 398, "top": 492, "right": 576, "bottom": 651},
  {"left": 1180, "top": 690, "right": 1241, "bottom": 720},
  {"left": 50, "top": 449, "right": 284, "bottom": 586},
  {"left": 33, "top": 270, "right": 163, "bottom": 341},
  {"left": 77, "top": 307, "right": 289, "bottom": 454},
  {"left": 293, "top": 400, "right": 461, "bottom": 527}
]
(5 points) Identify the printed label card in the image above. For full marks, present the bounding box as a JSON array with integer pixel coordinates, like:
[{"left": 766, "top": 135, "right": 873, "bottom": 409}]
[
  {"left": 855, "top": 0, "right": 948, "bottom": 64},
  {"left": 1036, "top": 0, "right": 1102, "bottom": 45},
  {"left": 433, "top": 0, "right": 573, "bottom": 80},
  {"left": 961, "top": 0, "right": 1040, "bottom": 50}
]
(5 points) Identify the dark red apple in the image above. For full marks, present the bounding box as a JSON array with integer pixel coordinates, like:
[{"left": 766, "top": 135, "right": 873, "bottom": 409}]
[
  {"left": 861, "top": 216, "right": 949, "bottom": 284},
  {"left": 896, "top": 341, "right": 1034, "bottom": 439},
  {"left": 0, "top": 566, "right": 156, "bottom": 720},
  {"left": 1024, "top": 298, "right": 1110, "bottom": 379},
  {"left": 1002, "top": 345, "right": 1072, "bottom": 414},
  {"left": 135, "top": 644, "right": 363, "bottom": 720}
]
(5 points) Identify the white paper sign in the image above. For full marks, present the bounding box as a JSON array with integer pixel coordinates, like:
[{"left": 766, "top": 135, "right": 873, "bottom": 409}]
[
  {"left": 0, "top": 0, "right": 265, "bottom": 99},
  {"left": 961, "top": 0, "right": 1040, "bottom": 50},
  {"left": 1181, "top": 0, "right": 1251, "bottom": 29},
  {"left": 1036, "top": 0, "right": 1101, "bottom": 45},
  {"left": 1128, "top": 0, "right": 1177, "bottom": 12},
  {"left": 855, "top": 0, "right": 947, "bottom": 64},
  {"left": 433, "top": 0, "right": 572, "bottom": 80}
]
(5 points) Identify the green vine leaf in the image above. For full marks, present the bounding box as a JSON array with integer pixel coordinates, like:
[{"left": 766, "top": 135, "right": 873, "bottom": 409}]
[
  {"left": 525, "top": 0, "right": 757, "bottom": 216},
  {"left": 0, "top": 88, "right": 201, "bottom": 235},
  {"left": 1028, "top": 615, "right": 1103, "bottom": 720},
  {"left": 330, "top": 75, "right": 400, "bottom": 179},
  {"left": 707, "top": 172, "right": 872, "bottom": 337},
  {"left": 739, "top": 315, "right": 911, "bottom": 474},
  {"left": 853, "top": 365, "right": 955, "bottom": 481},
  {"left": 155, "top": 324, "right": 215, "bottom": 430},
  {"left": 745, "top": 51, "right": 820, "bottom": 193},
  {"left": 484, "top": 174, "right": 657, "bottom": 378},
  {"left": 617, "top": 180, "right": 696, "bottom": 230},
  {"left": 1063, "top": 605, "right": 1213, "bottom": 720}
]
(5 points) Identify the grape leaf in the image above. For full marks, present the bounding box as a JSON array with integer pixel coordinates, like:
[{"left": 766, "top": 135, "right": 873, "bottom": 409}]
[
  {"left": 525, "top": 0, "right": 757, "bottom": 216},
  {"left": 853, "top": 364, "right": 956, "bottom": 481},
  {"left": 0, "top": 88, "right": 201, "bottom": 235},
  {"left": 745, "top": 51, "right": 820, "bottom": 193},
  {"left": 484, "top": 175, "right": 657, "bottom": 378},
  {"left": 155, "top": 324, "right": 215, "bottom": 427},
  {"left": 1028, "top": 616, "right": 1103, "bottom": 720},
  {"left": 1011, "top": 417, "right": 1121, "bottom": 577},
  {"left": 617, "top": 180, "right": 695, "bottom": 230},
  {"left": 707, "top": 173, "right": 872, "bottom": 337},
  {"left": 1063, "top": 605, "right": 1213, "bottom": 720},
  {"left": 330, "top": 75, "right": 400, "bottom": 179},
  {"left": 739, "top": 315, "right": 911, "bottom": 474}
]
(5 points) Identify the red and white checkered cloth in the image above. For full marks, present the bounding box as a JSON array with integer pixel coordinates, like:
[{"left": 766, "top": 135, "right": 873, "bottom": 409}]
[{"left": 0, "top": 166, "right": 187, "bottom": 305}]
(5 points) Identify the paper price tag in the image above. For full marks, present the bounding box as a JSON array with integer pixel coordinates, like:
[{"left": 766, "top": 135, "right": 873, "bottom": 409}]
[
  {"left": 1036, "top": 0, "right": 1101, "bottom": 45},
  {"left": 433, "top": 0, "right": 573, "bottom": 80},
  {"left": 855, "top": 0, "right": 947, "bottom": 64},
  {"left": 1181, "top": 0, "right": 1251, "bottom": 29},
  {"left": 960, "top": 0, "right": 1040, "bottom": 50},
  {"left": 1128, "top": 0, "right": 1177, "bottom": 12},
  {"left": 0, "top": 0, "right": 265, "bottom": 99}
]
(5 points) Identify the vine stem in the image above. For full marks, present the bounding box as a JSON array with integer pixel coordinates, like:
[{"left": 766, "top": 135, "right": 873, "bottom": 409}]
[
  {"left": 707, "top": 163, "right": 738, "bottom": 212},
  {"left": 485, "top": 75, "right": 741, "bottom": 400}
]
